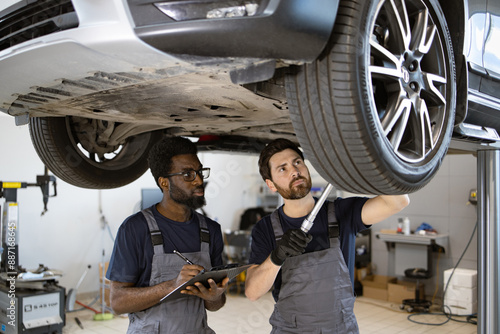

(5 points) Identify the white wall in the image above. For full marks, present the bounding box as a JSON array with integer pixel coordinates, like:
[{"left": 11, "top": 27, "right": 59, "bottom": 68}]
[
  {"left": 198, "top": 152, "right": 261, "bottom": 230},
  {"left": 369, "top": 154, "right": 478, "bottom": 297},
  {"left": 0, "top": 114, "right": 478, "bottom": 301}
]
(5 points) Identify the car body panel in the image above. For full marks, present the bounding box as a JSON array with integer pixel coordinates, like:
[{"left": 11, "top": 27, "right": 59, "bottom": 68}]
[
  {"left": 483, "top": 0, "right": 500, "bottom": 80},
  {"left": 456, "top": 0, "right": 500, "bottom": 139},
  {"left": 464, "top": 0, "right": 487, "bottom": 73}
]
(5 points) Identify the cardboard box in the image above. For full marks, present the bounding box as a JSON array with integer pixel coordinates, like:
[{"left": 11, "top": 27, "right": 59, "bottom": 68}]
[
  {"left": 443, "top": 268, "right": 477, "bottom": 288},
  {"left": 356, "top": 266, "right": 370, "bottom": 282},
  {"left": 361, "top": 275, "right": 397, "bottom": 301},
  {"left": 387, "top": 280, "right": 424, "bottom": 304}
]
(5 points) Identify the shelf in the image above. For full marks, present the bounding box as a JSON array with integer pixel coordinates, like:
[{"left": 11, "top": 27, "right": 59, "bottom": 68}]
[{"left": 376, "top": 233, "right": 448, "bottom": 246}]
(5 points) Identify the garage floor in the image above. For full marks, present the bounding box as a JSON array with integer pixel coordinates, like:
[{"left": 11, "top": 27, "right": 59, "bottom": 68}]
[{"left": 63, "top": 293, "right": 477, "bottom": 333}]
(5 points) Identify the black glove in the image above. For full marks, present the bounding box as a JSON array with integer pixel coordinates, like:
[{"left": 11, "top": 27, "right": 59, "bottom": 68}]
[{"left": 270, "top": 229, "right": 313, "bottom": 266}]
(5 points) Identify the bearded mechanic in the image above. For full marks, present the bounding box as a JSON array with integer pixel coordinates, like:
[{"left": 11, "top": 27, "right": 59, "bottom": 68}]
[
  {"left": 106, "top": 136, "right": 228, "bottom": 333},
  {"left": 245, "top": 138, "right": 410, "bottom": 333}
]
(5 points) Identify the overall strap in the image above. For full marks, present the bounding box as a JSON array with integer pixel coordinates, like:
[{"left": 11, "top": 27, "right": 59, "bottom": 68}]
[
  {"left": 271, "top": 201, "right": 338, "bottom": 241},
  {"left": 194, "top": 211, "right": 210, "bottom": 245},
  {"left": 270, "top": 209, "right": 284, "bottom": 241},
  {"left": 328, "top": 201, "right": 339, "bottom": 239},
  {"left": 141, "top": 208, "right": 164, "bottom": 255}
]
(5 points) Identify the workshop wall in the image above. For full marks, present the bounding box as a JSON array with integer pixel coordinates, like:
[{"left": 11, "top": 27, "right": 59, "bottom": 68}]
[
  {"left": 0, "top": 115, "right": 478, "bottom": 304},
  {"left": 369, "top": 154, "right": 478, "bottom": 299},
  {"left": 198, "top": 152, "right": 262, "bottom": 230}
]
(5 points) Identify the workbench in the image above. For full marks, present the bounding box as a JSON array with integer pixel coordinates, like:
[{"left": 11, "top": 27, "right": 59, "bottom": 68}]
[{"left": 376, "top": 232, "right": 448, "bottom": 276}]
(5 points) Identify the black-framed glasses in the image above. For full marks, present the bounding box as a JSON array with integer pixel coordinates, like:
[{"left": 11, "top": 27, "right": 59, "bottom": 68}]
[{"left": 165, "top": 168, "right": 210, "bottom": 182}]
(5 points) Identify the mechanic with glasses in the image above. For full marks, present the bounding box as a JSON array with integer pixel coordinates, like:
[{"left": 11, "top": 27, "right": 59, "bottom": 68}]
[{"left": 106, "top": 136, "right": 228, "bottom": 334}]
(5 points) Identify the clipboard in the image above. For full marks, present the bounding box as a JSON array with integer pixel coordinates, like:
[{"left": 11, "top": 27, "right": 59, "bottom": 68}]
[{"left": 160, "top": 263, "right": 253, "bottom": 302}]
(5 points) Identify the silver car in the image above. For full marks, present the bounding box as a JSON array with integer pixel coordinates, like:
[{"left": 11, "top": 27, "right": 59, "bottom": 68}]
[{"left": 1, "top": 0, "right": 499, "bottom": 193}]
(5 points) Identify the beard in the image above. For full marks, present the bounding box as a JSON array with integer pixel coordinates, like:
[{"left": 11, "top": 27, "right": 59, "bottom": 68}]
[
  {"left": 169, "top": 183, "right": 206, "bottom": 209},
  {"left": 273, "top": 176, "right": 312, "bottom": 200}
]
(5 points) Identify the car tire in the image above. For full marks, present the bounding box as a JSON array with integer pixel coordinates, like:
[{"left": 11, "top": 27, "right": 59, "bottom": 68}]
[
  {"left": 285, "top": 0, "right": 456, "bottom": 194},
  {"left": 29, "top": 117, "right": 163, "bottom": 189}
]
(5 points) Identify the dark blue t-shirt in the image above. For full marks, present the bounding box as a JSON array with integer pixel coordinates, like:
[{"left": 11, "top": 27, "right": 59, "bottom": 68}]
[
  {"left": 106, "top": 205, "right": 224, "bottom": 287},
  {"left": 248, "top": 197, "right": 369, "bottom": 301}
]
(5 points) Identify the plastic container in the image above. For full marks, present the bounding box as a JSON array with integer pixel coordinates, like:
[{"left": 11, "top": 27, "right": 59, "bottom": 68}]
[{"left": 402, "top": 217, "right": 410, "bottom": 235}]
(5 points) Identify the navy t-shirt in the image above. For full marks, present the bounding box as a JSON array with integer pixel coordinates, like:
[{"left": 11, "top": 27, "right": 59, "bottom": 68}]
[
  {"left": 248, "top": 197, "right": 369, "bottom": 301},
  {"left": 106, "top": 205, "right": 224, "bottom": 287}
]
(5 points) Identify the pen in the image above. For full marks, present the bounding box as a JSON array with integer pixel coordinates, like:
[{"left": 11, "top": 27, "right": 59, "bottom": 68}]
[{"left": 173, "top": 250, "right": 194, "bottom": 265}]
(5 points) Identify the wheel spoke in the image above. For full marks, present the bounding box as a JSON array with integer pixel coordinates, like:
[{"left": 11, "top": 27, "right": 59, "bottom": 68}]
[
  {"left": 369, "top": 39, "right": 402, "bottom": 80},
  {"left": 390, "top": 0, "right": 411, "bottom": 50},
  {"left": 411, "top": 7, "right": 437, "bottom": 55},
  {"left": 415, "top": 98, "right": 436, "bottom": 156},
  {"left": 422, "top": 72, "right": 447, "bottom": 105},
  {"left": 384, "top": 96, "right": 412, "bottom": 150},
  {"left": 90, "top": 152, "right": 98, "bottom": 163}
]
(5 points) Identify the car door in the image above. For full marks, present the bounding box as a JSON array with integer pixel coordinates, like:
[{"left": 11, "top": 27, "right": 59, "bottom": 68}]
[
  {"left": 483, "top": 0, "right": 500, "bottom": 81},
  {"left": 466, "top": 0, "right": 488, "bottom": 77}
]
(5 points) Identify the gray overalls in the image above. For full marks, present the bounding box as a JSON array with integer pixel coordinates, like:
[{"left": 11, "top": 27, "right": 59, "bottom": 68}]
[
  {"left": 127, "top": 208, "right": 215, "bottom": 334},
  {"left": 269, "top": 202, "right": 359, "bottom": 334}
]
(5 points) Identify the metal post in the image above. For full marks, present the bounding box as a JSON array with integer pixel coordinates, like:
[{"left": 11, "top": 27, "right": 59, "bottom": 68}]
[{"left": 477, "top": 150, "right": 500, "bottom": 334}]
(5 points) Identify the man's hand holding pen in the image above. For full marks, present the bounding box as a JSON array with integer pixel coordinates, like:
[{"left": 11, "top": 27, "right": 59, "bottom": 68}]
[
  {"left": 174, "top": 264, "right": 206, "bottom": 287},
  {"left": 173, "top": 250, "right": 228, "bottom": 301},
  {"left": 173, "top": 250, "right": 206, "bottom": 287},
  {"left": 175, "top": 263, "right": 229, "bottom": 302}
]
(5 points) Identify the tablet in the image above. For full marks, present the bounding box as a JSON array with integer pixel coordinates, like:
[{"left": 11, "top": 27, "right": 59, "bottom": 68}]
[{"left": 160, "top": 263, "right": 253, "bottom": 302}]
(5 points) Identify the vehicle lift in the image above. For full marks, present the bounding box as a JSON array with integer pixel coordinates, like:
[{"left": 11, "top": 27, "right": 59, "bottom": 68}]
[
  {"left": 448, "top": 138, "right": 500, "bottom": 334},
  {"left": 0, "top": 168, "right": 65, "bottom": 334}
]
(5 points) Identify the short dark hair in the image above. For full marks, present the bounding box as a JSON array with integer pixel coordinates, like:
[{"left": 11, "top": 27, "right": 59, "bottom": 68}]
[
  {"left": 258, "top": 138, "right": 304, "bottom": 181},
  {"left": 148, "top": 136, "right": 198, "bottom": 188}
]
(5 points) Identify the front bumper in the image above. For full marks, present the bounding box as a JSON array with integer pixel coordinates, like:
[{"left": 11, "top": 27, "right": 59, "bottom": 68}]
[{"left": 130, "top": 0, "right": 339, "bottom": 61}]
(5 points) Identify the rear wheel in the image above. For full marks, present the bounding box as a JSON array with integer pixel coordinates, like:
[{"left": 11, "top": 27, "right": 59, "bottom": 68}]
[
  {"left": 29, "top": 116, "right": 163, "bottom": 189},
  {"left": 286, "top": 0, "right": 456, "bottom": 194}
]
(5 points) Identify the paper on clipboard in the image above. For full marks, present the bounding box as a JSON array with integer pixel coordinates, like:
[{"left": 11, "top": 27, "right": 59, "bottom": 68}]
[{"left": 161, "top": 264, "right": 253, "bottom": 302}]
